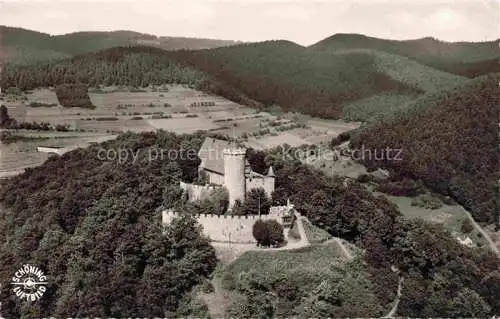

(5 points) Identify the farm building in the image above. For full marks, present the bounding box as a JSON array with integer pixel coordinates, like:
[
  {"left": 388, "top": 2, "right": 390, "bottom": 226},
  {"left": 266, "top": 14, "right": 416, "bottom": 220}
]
[{"left": 36, "top": 146, "right": 66, "bottom": 155}]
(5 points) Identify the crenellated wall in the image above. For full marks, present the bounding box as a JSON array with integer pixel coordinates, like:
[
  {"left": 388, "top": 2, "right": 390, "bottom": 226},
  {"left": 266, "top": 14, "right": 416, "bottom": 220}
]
[{"left": 162, "top": 209, "right": 291, "bottom": 243}]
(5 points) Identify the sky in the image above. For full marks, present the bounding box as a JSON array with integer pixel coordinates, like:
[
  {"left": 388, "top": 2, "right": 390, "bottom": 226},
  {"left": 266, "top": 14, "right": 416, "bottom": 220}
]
[{"left": 0, "top": 0, "right": 498, "bottom": 45}]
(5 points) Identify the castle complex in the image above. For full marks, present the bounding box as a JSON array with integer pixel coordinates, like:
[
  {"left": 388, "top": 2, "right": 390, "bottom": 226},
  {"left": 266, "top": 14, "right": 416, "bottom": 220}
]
[
  {"left": 163, "top": 138, "right": 292, "bottom": 244},
  {"left": 193, "top": 138, "right": 275, "bottom": 209}
]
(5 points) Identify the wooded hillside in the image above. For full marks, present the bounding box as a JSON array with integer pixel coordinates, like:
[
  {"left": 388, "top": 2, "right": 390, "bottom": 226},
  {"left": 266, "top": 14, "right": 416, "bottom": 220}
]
[{"left": 349, "top": 75, "right": 500, "bottom": 224}]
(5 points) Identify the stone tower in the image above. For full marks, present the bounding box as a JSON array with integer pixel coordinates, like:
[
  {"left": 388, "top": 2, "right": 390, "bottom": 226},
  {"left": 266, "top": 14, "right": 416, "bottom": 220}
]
[
  {"left": 264, "top": 166, "right": 276, "bottom": 198},
  {"left": 223, "top": 148, "right": 246, "bottom": 209}
]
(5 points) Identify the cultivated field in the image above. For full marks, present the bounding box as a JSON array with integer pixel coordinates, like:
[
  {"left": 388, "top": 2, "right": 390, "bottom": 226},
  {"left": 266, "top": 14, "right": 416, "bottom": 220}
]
[
  {"left": 0, "top": 85, "right": 359, "bottom": 176},
  {"left": 0, "top": 132, "right": 116, "bottom": 178}
]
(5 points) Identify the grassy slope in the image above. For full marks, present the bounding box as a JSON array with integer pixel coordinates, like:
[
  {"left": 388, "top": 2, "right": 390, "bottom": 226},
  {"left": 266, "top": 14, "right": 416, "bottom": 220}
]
[
  {"left": 337, "top": 48, "right": 468, "bottom": 121},
  {"left": 350, "top": 75, "right": 499, "bottom": 224},
  {"left": 222, "top": 245, "right": 388, "bottom": 317}
]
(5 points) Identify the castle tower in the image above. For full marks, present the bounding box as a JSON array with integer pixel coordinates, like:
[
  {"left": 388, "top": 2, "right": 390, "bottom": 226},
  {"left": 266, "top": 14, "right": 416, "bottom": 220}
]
[
  {"left": 223, "top": 148, "right": 246, "bottom": 209},
  {"left": 264, "top": 166, "right": 276, "bottom": 198}
]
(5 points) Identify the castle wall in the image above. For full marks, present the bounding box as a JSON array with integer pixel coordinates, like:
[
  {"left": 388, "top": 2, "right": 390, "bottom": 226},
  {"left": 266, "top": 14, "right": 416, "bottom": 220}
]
[
  {"left": 246, "top": 176, "right": 275, "bottom": 198},
  {"left": 246, "top": 176, "right": 266, "bottom": 193},
  {"left": 207, "top": 171, "right": 224, "bottom": 185},
  {"left": 179, "top": 181, "right": 219, "bottom": 202},
  {"left": 162, "top": 210, "right": 289, "bottom": 243}
]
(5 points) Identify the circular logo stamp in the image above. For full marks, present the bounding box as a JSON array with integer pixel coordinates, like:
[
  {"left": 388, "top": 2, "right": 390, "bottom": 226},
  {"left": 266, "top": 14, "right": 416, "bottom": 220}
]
[{"left": 11, "top": 264, "right": 48, "bottom": 301}]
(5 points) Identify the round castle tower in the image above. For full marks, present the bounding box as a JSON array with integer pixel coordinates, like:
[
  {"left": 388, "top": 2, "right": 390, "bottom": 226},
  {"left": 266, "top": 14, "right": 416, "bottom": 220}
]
[{"left": 223, "top": 148, "right": 246, "bottom": 209}]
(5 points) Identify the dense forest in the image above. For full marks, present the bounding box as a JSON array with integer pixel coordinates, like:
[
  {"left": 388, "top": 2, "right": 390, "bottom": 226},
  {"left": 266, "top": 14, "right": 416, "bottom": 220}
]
[
  {"left": 0, "top": 131, "right": 216, "bottom": 317},
  {"left": 251, "top": 146, "right": 500, "bottom": 317},
  {"left": 0, "top": 130, "right": 498, "bottom": 317},
  {"left": 311, "top": 33, "right": 500, "bottom": 77},
  {"left": 349, "top": 75, "right": 500, "bottom": 224},
  {"left": 0, "top": 46, "right": 209, "bottom": 90}
]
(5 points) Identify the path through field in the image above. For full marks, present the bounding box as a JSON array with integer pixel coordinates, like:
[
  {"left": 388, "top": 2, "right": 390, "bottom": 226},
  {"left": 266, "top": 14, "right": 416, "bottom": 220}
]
[
  {"left": 321, "top": 237, "right": 353, "bottom": 260},
  {"left": 198, "top": 276, "right": 237, "bottom": 319},
  {"left": 200, "top": 215, "right": 311, "bottom": 318},
  {"left": 384, "top": 276, "right": 404, "bottom": 318}
]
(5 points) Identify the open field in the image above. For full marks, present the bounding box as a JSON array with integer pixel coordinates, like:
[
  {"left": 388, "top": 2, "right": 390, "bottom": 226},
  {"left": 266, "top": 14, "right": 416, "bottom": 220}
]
[
  {"left": 373, "top": 191, "right": 488, "bottom": 248},
  {"left": 245, "top": 132, "right": 308, "bottom": 149}
]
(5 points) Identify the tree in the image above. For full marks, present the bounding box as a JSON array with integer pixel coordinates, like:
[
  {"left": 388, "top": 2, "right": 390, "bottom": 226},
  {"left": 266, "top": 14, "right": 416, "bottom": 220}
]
[
  {"left": 211, "top": 187, "right": 229, "bottom": 215},
  {"left": 449, "top": 288, "right": 491, "bottom": 318},
  {"left": 267, "top": 220, "right": 284, "bottom": 246},
  {"left": 253, "top": 219, "right": 268, "bottom": 247},
  {"left": 252, "top": 219, "right": 284, "bottom": 247},
  {"left": 0, "top": 104, "right": 15, "bottom": 128},
  {"left": 244, "top": 188, "right": 271, "bottom": 215},
  {"left": 162, "top": 184, "right": 184, "bottom": 209}
]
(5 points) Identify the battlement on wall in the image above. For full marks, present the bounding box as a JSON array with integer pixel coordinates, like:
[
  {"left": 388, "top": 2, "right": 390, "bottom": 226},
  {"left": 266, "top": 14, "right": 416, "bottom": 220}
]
[{"left": 162, "top": 209, "right": 283, "bottom": 223}]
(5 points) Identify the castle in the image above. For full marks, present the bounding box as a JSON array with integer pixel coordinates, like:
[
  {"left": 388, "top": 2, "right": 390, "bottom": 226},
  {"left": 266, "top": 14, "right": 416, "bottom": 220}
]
[
  {"left": 163, "top": 138, "right": 292, "bottom": 244},
  {"left": 191, "top": 138, "right": 275, "bottom": 209}
]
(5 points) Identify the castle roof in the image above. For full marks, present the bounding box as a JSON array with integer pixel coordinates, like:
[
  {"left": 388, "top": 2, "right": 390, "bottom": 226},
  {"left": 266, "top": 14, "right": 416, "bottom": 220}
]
[
  {"left": 198, "top": 138, "right": 247, "bottom": 175},
  {"left": 267, "top": 166, "right": 275, "bottom": 177}
]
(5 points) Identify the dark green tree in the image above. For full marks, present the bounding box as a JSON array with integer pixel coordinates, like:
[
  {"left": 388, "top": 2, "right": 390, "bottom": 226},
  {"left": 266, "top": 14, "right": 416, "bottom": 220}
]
[{"left": 244, "top": 188, "right": 271, "bottom": 215}]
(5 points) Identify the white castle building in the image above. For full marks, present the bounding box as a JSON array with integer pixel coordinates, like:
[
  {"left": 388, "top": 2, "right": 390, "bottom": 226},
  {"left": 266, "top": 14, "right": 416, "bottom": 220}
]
[{"left": 195, "top": 138, "right": 275, "bottom": 209}]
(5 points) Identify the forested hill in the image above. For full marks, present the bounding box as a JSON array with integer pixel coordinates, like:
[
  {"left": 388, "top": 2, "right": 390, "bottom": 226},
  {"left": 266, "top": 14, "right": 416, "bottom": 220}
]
[
  {"left": 1, "top": 46, "right": 210, "bottom": 89},
  {"left": 168, "top": 40, "right": 455, "bottom": 118},
  {"left": 1, "top": 26, "right": 238, "bottom": 65},
  {"left": 349, "top": 75, "right": 500, "bottom": 225},
  {"left": 310, "top": 33, "right": 500, "bottom": 77},
  {"left": 0, "top": 131, "right": 217, "bottom": 317},
  {"left": 0, "top": 130, "right": 499, "bottom": 317},
  {"left": 2, "top": 42, "right": 436, "bottom": 119}
]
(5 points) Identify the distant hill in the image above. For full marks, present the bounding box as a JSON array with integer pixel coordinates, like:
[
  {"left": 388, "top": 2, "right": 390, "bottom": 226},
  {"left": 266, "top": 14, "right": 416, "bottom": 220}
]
[
  {"left": 1, "top": 26, "right": 239, "bottom": 64},
  {"left": 169, "top": 40, "right": 463, "bottom": 118},
  {"left": 2, "top": 41, "right": 423, "bottom": 118},
  {"left": 1, "top": 28, "right": 495, "bottom": 121},
  {"left": 311, "top": 34, "right": 500, "bottom": 77},
  {"left": 349, "top": 75, "right": 500, "bottom": 224}
]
